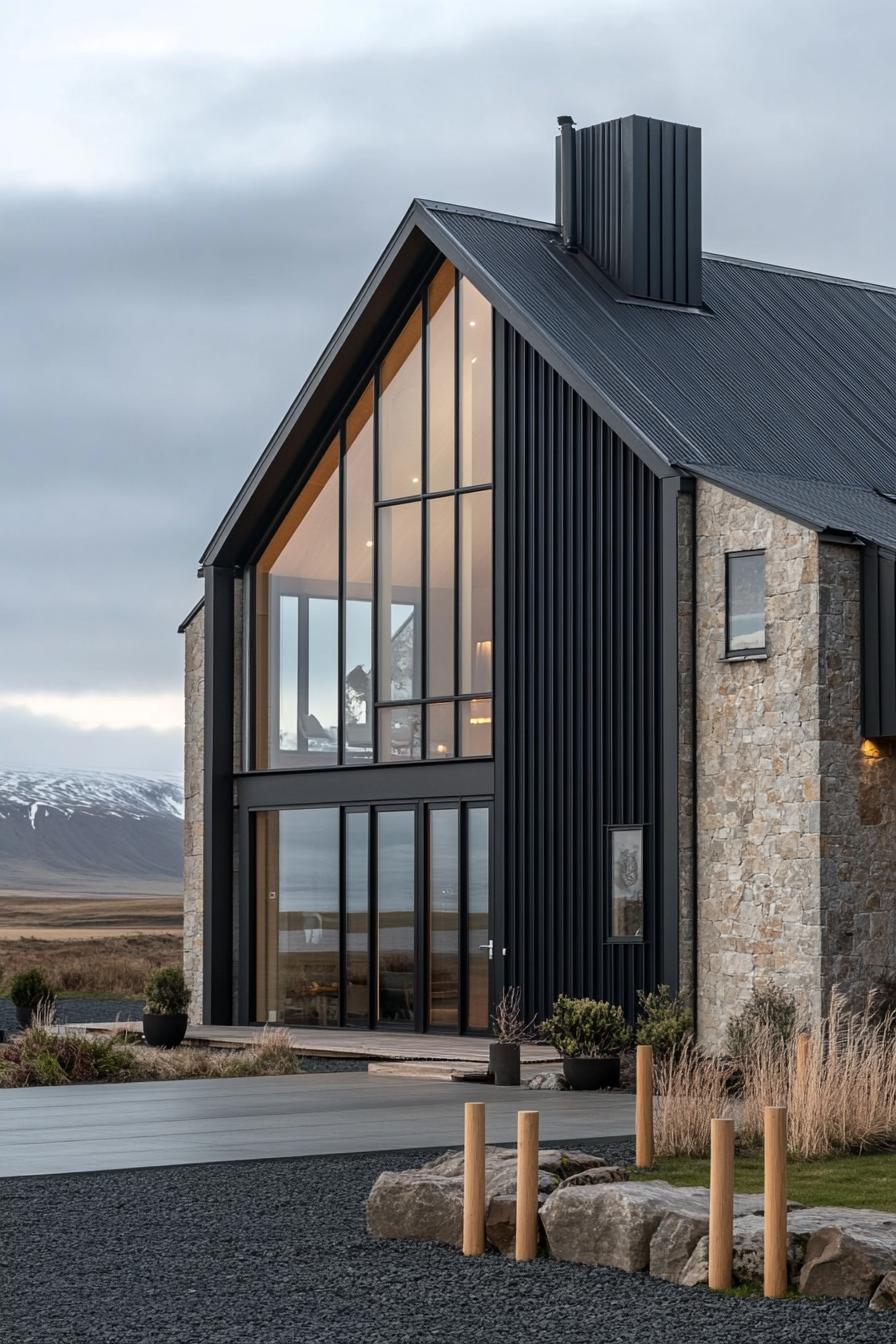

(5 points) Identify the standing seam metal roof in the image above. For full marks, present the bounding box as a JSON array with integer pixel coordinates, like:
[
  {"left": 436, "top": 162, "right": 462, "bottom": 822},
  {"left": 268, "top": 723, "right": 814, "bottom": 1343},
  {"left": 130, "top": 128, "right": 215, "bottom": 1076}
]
[{"left": 421, "top": 202, "right": 896, "bottom": 550}]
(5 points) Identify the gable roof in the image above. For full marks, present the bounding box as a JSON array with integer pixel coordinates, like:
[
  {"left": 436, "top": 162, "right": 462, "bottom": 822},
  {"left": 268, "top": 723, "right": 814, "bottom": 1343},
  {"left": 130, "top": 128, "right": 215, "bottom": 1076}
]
[{"left": 202, "top": 199, "right": 896, "bottom": 565}]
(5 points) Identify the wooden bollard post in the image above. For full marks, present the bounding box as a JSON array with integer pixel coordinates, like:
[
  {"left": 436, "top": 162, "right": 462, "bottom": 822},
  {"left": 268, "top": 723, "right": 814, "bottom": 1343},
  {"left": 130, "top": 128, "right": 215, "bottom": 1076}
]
[
  {"left": 515, "top": 1110, "right": 540, "bottom": 1261},
  {"left": 763, "top": 1105, "right": 788, "bottom": 1297},
  {"left": 635, "top": 1044, "right": 654, "bottom": 1168},
  {"left": 708, "top": 1117, "right": 734, "bottom": 1290},
  {"left": 463, "top": 1101, "right": 486, "bottom": 1255}
]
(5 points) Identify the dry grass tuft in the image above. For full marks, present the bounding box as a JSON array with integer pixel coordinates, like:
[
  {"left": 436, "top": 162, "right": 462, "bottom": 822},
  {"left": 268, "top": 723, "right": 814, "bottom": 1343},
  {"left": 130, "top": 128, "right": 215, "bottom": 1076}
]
[
  {"left": 0, "top": 1024, "right": 300, "bottom": 1088},
  {"left": 653, "top": 990, "right": 896, "bottom": 1160}
]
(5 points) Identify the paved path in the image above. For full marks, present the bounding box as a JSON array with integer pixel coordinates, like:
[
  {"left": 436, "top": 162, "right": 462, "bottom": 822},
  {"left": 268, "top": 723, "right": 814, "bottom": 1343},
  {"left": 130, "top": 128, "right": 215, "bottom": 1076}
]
[{"left": 0, "top": 1073, "right": 634, "bottom": 1178}]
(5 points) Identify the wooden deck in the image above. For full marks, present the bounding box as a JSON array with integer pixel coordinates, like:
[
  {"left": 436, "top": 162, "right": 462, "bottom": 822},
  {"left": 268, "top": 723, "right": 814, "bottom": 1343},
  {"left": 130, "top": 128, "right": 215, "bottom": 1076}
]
[{"left": 75, "top": 1020, "right": 561, "bottom": 1066}]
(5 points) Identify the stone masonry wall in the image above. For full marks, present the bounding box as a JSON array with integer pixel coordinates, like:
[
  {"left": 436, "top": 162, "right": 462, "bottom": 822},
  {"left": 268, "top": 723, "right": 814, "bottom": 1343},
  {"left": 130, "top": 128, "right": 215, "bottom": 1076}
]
[
  {"left": 231, "top": 576, "right": 243, "bottom": 1023},
  {"left": 693, "top": 480, "right": 896, "bottom": 1045},
  {"left": 694, "top": 482, "right": 824, "bottom": 1045},
  {"left": 818, "top": 544, "right": 896, "bottom": 1009},
  {"left": 183, "top": 604, "right": 205, "bottom": 1023}
]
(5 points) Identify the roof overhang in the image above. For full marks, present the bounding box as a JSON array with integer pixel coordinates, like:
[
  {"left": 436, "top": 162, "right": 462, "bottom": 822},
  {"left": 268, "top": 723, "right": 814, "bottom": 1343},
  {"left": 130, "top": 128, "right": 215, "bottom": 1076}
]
[{"left": 201, "top": 200, "right": 677, "bottom": 568}]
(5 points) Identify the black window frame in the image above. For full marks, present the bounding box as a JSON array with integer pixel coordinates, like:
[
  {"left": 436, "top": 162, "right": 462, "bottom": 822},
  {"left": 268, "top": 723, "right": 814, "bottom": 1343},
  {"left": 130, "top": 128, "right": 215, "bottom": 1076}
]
[
  {"left": 606, "top": 822, "right": 648, "bottom": 945},
  {"left": 724, "top": 549, "right": 767, "bottom": 660}
]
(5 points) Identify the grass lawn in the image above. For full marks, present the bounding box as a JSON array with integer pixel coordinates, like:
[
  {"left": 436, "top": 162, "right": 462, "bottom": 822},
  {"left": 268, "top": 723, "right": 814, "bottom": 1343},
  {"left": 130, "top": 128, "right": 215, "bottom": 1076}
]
[{"left": 630, "top": 1151, "right": 896, "bottom": 1211}]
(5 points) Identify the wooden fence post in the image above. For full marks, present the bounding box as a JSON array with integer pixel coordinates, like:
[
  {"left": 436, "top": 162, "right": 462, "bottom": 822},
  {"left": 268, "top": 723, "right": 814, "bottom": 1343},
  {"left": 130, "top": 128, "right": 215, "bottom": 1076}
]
[
  {"left": 463, "top": 1101, "right": 486, "bottom": 1256},
  {"left": 763, "top": 1105, "right": 788, "bottom": 1297},
  {"left": 708, "top": 1117, "right": 734, "bottom": 1290},
  {"left": 515, "top": 1110, "right": 540, "bottom": 1261},
  {"left": 635, "top": 1044, "right": 654, "bottom": 1168}
]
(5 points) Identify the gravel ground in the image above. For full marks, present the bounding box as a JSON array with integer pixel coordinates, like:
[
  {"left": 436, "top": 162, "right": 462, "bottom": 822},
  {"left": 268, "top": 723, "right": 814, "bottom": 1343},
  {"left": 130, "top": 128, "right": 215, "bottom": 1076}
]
[
  {"left": 2, "top": 1138, "right": 892, "bottom": 1344},
  {"left": 0, "top": 996, "right": 138, "bottom": 1037}
]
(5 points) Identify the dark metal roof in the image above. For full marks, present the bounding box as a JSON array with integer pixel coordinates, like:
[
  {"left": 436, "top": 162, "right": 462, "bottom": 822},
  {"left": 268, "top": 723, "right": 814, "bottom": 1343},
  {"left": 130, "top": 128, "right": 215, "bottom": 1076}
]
[
  {"left": 177, "top": 596, "right": 205, "bottom": 634},
  {"left": 422, "top": 202, "right": 896, "bottom": 549},
  {"left": 202, "top": 197, "right": 896, "bottom": 564}
]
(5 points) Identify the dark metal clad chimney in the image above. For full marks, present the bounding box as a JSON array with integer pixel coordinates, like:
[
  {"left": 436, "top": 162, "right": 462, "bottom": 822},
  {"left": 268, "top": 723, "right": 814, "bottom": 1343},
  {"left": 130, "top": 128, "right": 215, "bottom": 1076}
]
[
  {"left": 556, "top": 115, "right": 578, "bottom": 251},
  {"left": 555, "top": 113, "right": 702, "bottom": 307}
]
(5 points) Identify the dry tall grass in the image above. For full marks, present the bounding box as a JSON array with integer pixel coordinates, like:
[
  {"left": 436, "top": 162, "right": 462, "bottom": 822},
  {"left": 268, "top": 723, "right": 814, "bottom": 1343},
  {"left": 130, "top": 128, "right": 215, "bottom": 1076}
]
[
  {"left": 654, "top": 1042, "right": 733, "bottom": 1157},
  {"left": 653, "top": 991, "right": 896, "bottom": 1160},
  {"left": 0, "top": 934, "right": 181, "bottom": 997}
]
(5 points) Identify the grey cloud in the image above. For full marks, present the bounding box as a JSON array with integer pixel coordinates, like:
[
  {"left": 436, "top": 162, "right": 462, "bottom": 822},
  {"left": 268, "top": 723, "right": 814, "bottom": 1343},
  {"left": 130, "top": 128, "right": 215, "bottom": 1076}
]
[{"left": 4, "top": 0, "right": 896, "bottom": 769}]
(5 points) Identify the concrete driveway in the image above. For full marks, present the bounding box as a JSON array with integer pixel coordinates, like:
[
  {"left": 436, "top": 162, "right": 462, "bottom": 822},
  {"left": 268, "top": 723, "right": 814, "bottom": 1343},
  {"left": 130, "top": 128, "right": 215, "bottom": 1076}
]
[{"left": 0, "top": 1072, "right": 635, "bottom": 1177}]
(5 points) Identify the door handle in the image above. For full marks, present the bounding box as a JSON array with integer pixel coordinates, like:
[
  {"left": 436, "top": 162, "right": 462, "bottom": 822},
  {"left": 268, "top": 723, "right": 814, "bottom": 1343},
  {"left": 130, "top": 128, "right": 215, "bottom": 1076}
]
[{"left": 479, "top": 940, "right": 494, "bottom": 961}]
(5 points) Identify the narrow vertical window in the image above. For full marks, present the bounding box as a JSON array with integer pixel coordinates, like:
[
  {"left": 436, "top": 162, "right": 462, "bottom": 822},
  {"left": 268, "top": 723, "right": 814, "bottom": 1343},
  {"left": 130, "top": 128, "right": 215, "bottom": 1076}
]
[
  {"left": 379, "top": 306, "right": 422, "bottom": 500},
  {"left": 378, "top": 501, "right": 422, "bottom": 701},
  {"left": 459, "top": 489, "right": 493, "bottom": 694},
  {"left": 726, "top": 551, "right": 766, "bottom": 656},
  {"left": 344, "top": 810, "right": 369, "bottom": 1025},
  {"left": 344, "top": 385, "right": 374, "bottom": 760},
  {"left": 427, "top": 261, "right": 456, "bottom": 492},
  {"left": 427, "top": 495, "right": 455, "bottom": 697},
  {"left": 428, "top": 807, "right": 459, "bottom": 1029},
  {"left": 609, "top": 827, "right": 644, "bottom": 939},
  {"left": 459, "top": 278, "right": 492, "bottom": 487}
]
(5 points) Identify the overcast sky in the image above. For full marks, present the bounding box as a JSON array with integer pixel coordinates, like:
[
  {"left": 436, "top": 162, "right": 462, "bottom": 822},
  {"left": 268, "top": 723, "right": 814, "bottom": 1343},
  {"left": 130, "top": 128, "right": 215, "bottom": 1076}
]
[{"left": 3, "top": 0, "right": 895, "bottom": 776}]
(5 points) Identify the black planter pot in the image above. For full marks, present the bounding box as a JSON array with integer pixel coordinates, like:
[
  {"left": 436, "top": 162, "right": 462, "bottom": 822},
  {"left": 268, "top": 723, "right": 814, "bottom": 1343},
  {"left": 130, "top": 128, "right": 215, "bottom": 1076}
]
[
  {"left": 562, "top": 1056, "right": 621, "bottom": 1090},
  {"left": 489, "top": 1041, "right": 521, "bottom": 1087},
  {"left": 142, "top": 1013, "right": 188, "bottom": 1050}
]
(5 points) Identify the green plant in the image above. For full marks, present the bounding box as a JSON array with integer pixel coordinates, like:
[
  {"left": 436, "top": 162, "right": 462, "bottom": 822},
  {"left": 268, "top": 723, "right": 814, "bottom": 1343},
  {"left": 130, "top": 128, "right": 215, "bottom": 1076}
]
[
  {"left": 636, "top": 984, "right": 692, "bottom": 1057},
  {"left": 9, "top": 968, "right": 55, "bottom": 1012},
  {"left": 724, "top": 983, "right": 800, "bottom": 1061},
  {"left": 144, "top": 966, "right": 191, "bottom": 1016},
  {"left": 540, "top": 995, "right": 631, "bottom": 1058}
]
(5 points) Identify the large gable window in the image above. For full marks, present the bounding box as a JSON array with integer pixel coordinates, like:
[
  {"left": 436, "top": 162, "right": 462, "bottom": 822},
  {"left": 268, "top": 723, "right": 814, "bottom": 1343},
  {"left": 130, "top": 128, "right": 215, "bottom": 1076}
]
[{"left": 254, "top": 260, "right": 493, "bottom": 769}]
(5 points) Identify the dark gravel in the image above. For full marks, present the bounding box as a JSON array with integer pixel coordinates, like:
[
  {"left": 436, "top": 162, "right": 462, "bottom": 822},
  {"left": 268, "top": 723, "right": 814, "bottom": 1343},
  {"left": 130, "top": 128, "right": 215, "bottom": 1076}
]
[
  {"left": 0, "top": 996, "right": 137, "bottom": 1037},
  {"left": 2, "top": 1138, "right": 892, "bottom": 1344}
]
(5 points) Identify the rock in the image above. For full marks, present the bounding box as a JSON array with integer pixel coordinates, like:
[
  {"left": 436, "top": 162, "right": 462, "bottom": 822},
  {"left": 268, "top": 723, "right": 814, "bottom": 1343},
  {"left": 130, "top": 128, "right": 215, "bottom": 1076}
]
[
  {"left": 681, "top": 1206, "right": 896, "bottom": 1291},
  {"left": 650, "top": 1210, "right": 709, "bottom": 1283},
  {"left": 540, "top": 1181, "right": 712, "bottom": 1273},
  {"left": 800, "top": 1226, "right": 896, "bottom": 1300},
  {"left": 557, "top": 1167, "right": 627, "bottom": 1189},
  {"left": 528, "top": 1071, "right": 569, "bottom": 1090},
  {"left": 366, "top": 1169, "right": 464, "bottom": 1246},
  {"left": 367, "top": 1146, "right": 610, "bottom": 1254},
  {"left": 870, "top": 1271, "right": 896, "bottom": 1312}
]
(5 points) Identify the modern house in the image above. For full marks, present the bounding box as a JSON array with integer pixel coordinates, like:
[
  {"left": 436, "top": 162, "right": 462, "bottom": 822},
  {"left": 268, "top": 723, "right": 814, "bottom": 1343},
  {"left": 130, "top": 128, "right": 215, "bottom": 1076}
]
[{"left": 181, "top": 113, "right": 896, "bottom": 1045}]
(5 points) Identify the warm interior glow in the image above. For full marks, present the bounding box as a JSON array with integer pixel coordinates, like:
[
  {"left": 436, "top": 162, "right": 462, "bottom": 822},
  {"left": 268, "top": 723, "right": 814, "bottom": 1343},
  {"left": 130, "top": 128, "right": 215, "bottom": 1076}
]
[{"left": 861, "top": 738, "right": 883, "bottom": 758}]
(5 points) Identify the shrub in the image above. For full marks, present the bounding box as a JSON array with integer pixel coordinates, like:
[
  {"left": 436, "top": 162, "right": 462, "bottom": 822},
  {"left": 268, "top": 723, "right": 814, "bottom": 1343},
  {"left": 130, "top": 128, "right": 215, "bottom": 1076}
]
[
  {"left": 724, "top": 983, "right": 800, "bottom": 1061},
  {"left": 490, "top": 986, "right": 537, "bottom": 1045},
  {"left": 144, "top": 966, "right": 191, "bottom": 1016},
  {"left": 654, "top": 1042, "right": 733, "bottom": 1158},
  {"left": 540, "top": 995, "right": 630, "bottom": 1058},
  {"left": 9, "top": 968, "right": 55, "bottom": 1013},
  {"left": 636, "top": 984, "right": 692, "bottom": 1057}
]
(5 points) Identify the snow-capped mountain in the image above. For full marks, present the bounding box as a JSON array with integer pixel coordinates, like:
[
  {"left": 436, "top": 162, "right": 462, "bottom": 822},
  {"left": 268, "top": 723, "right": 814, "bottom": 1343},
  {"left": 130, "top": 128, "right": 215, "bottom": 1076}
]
[{"left": 0, "top": 770, "right": 184, "bottom": 889}]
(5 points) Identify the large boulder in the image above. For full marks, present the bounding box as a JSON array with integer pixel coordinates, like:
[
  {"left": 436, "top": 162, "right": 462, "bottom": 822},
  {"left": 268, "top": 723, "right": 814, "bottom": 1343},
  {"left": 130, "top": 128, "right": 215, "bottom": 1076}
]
[
  {"left": 681, "top": 1206, "right": 896, "bottom": 1292},
  {"left": 540, "top": 1181, "right": 711, "bottom": 1273},
  {"left": 367, "top": 1146, "right": 612, "bottom": 1254},
  {"left": 799, "top": 1225, "right": 896, "bottom": 1300},
  {"left": 870, "top": 1271, "right": 896, "bottom": 1312}
]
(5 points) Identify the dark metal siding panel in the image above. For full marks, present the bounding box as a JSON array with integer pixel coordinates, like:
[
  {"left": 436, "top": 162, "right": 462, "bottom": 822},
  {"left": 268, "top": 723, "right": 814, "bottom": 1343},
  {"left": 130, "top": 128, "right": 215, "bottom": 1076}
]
[
  {"left": 203, "top": 565, "right": 235, "bottom": 1024},
  {"left": 497, "top": 323, "right": 674, "bottom": 1020}
]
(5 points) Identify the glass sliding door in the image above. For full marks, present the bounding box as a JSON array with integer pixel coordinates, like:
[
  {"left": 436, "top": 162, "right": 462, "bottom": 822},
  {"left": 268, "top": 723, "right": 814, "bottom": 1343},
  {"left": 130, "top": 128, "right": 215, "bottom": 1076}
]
[
  {"left": 257, "top": 807, "right": 340, "bottom": 1027},
  {"left": 256, "top": 798, "right": 490, "bottom": 1033},
  {"left": 345, "top": 810, "right": 370, "bottom": 1025},
  {"left": 466, "top": 804, "right": 491, "bottom": 1031},
  {"left": 376, "top": 809, "right": 416, "bottom": 1025},
  {"left": 428, "top": 807, "right": 459, "bottom": 1029}
]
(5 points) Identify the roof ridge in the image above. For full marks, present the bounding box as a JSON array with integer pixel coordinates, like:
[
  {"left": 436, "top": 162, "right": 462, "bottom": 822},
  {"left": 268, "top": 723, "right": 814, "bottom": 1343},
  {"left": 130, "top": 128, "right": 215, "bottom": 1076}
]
[
  {"left": 704, "top": 251, "right": 896, "bottom": 297},
  {"left": 417, "top": 198, "right": 555, "bottom": 232}
]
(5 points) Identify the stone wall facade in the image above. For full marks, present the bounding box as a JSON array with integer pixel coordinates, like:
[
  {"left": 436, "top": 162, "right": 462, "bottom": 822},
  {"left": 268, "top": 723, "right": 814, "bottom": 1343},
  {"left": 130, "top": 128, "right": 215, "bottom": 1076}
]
[
  {"left": 677, "top": 489, "right": 696, "bottom": 1008},
  {"left": 183, "top": 603, "right": 205, "bottom": 1023},
  {"left": 181, "top": 577, "right": 244, "bottom": 1026},
  {"left": 692, "top": 480, "right": 896, "bottom": 1045}
]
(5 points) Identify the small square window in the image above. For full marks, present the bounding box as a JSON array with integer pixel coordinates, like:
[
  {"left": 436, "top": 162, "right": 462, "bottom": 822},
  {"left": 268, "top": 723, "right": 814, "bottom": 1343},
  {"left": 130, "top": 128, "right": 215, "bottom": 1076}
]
[
  {"left": 726, "top": 551, "right": 766, "bottom": 656},
  {"left": 378, "top": 705, "right": 422, "bottom": 760},
  {"left": 460, "top": 698, "right": 492, "bottom": 757},
  {"left": 426, "top": 702, "right": 455, "bottom": 759},
  {"left": 609, "top": 827, "right": 644, "bottom": 939}
]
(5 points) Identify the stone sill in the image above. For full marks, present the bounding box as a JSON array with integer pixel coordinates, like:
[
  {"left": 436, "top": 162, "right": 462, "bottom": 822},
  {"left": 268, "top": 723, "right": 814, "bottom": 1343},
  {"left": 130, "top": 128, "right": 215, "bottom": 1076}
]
[{"left": 719, "top": 652, "right": 768, "bottom": 663}]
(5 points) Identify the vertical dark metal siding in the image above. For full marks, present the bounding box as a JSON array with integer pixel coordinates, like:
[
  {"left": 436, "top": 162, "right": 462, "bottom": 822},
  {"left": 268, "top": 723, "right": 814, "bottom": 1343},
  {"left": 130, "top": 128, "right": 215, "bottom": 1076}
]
[
  {"left": 495, "top": 318, "right": 678, "bottom": 1021},
  {"left": 570, "top": 115, "right": 702, "bottom": 308},
  {"left": 862, "top": 544, "right": 896, "bottom": 738}
]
